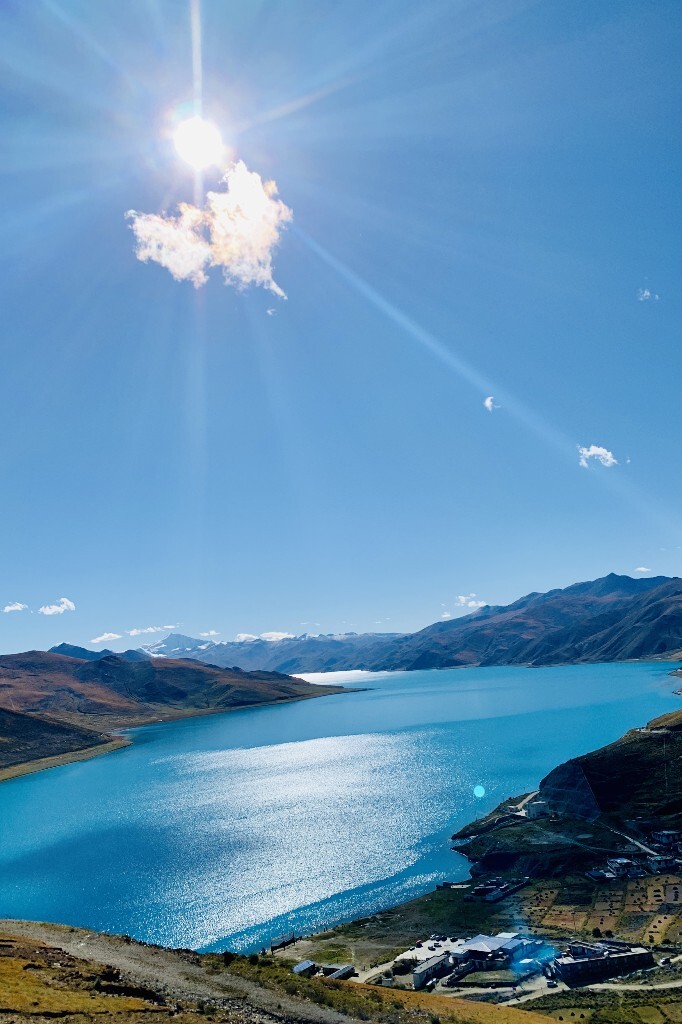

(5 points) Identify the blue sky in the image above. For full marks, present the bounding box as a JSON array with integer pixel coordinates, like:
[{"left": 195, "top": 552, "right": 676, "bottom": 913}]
[{"left": 1, "top": 0, "right": 680, "bottom": 653}]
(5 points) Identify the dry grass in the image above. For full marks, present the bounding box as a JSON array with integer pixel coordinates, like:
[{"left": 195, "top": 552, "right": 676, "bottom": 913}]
[
  {"left": 0, "top": 956, "right": 151, "bottom": 1014},
  {"left": 349, "top": 981, "right": 553, "bottom": 1024}
]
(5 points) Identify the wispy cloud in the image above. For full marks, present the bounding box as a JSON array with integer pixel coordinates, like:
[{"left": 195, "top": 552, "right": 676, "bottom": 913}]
[
  {"left": 3, "top": 601, "right": 27, "bottom": 613},
  {"left": 637, "top": 287, "right": 659, "bottom": 302},
  {"left": 456, "top": 593, "right": 486, "bottom": 609},
  {"left": 234, "top": 630, "right": 295, "bottom": 643},
  {"left": 199, "top": 630, "right": 220, "bottom": 637},
  {"left": 127, "top": 161, "right": 292, "bottom": 296},
  {"left": 634, "top": 566, "right": 651, "bottom": 573},
  {"left": 483, "top": 396, "right": 499, "bottom": 412},
  {"left": 38, "top": 597, "right": 76, "bottom": 616},
  {"left": 441, "top": 612, "right": 452, "bottom": 619},
  {"left": 91, "top": 631, "right": 122, "bottom": 644},
  {"left": 127, "top": 625, "right": 174, "bottom": 637},
  {"left": 578, "top": 444, "right": 618, "bottom": 469}
]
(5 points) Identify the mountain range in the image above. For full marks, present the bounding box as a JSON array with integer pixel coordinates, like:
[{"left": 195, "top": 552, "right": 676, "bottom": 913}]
[{"left": 69, "top": 573, "right": 681, "bottom": 674}]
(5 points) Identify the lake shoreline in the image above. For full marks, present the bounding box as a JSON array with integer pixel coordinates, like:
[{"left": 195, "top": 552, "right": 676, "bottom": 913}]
[
  {"left": 0, "top": 686, "right": 351, "bottom": 786},
  {"left": 0, "top": 736, "right": 132, "bottom": 784}
]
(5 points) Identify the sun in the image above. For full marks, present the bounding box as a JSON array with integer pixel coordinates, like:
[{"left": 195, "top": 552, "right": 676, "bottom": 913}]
[{"left": 173, "top": 116, "right": 224, "bottom": 171}]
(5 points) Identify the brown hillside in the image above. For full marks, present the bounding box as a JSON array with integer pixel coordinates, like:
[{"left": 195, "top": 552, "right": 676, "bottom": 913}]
[
  {"left": 0, "top": 707, "right": 115, "bottom": 772},
  {"left": 0, "top": 652, "right": 138, "bottom": 720},
  {"left": 0, "top": 650, "right": 342, "bottom": 730}
]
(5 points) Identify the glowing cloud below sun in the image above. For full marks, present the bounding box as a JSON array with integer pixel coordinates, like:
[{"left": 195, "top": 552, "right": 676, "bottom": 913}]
[{"left": 126, "top": 161, "right": 292, "bottom": 295}]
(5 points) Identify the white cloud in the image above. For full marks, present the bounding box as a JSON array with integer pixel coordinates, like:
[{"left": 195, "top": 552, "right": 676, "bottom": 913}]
[
  {"left": 127, "top": 203, "right": 211, "bottom": 287},
  {"left": 634, "top": 566, "right": 651, "bottom": 574},
  {"left": 578, "top": 444, "right": 618, "bottom": 469},
  {"left": 484, "top": 396, "right": 499, "bottom": 412},
  {"left": 38, "top": 597, "right": 76, "bottom": 616},
  {"left": 234, "top": 630, "right": 295, "bottom": 643},
  {"left": 127, "top": 625, "right": 173, "bottom": 637},
  {"left": 3, "top": 601, "right": 27, "bottom": 613},
  {"left": 266, "top": 308, "right": 276, "bottom": 316},
  {"left": 127, "top": 161, "right": 292, "bottom": 296},
  {"left": 441, "top": 612, "right": 452, "bottom": 620},
  {"left": 199, "top": 630, "right": 220, "bottom": 637},
  {"left": 637, "top": 288, "right": 659, "bottom": 302},
  {"left": 456, "top": 593, "right": 486, "bottom": 609},
  {"left": 91, "top": 632, "right": 122, "bottom": 644}
]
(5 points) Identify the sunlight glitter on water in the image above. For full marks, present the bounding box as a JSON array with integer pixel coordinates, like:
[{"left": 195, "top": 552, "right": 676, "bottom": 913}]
[{"left": 147, "top": 731, "right": 482, "bottom": 947}]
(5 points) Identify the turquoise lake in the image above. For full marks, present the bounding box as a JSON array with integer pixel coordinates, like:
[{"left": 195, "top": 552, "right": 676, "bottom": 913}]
[{"left": 0, "top": 662, "right": 680, "bottom": 952}]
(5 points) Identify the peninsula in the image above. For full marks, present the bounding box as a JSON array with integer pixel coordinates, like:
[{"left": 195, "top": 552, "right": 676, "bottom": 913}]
[{"left": 0, "top": 649, "right": 345, "bottom": 781}]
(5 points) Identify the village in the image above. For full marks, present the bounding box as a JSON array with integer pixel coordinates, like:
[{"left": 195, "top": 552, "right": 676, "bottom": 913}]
[
  {"left": 585, "top": 830, "right": 682, "bottom": 882},
  {"left": 291, "top": 928, "right": 657, "bottom": 999}
]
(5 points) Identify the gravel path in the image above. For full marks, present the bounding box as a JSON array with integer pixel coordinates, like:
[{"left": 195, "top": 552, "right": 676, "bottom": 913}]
[{"left": 0, "top": 919, "right": 352, "bottom": 1024}]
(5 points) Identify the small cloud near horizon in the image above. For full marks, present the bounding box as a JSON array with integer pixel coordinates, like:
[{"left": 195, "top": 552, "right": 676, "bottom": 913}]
[
  {"left": 3, "top": 601, "right": 27, "bottom": 613},
  {"left": 457, "top": 593, "right": 486, "bottom": 609},
  {"left": 578, "top": 445, "right": 617, "bottom": 469},
  {"left": 199, "top": 630, "right": 220, "bottom": 637},
  {"left": 127, "top": 625, "right": 177, "bottom": 637},
  {"left": 634, "top": 566, "right": 651, "bottom": 574},
  {"left": 234, "top": 630, "right": 295, "bottom": 642},
  {"left": 127, "top": 161, "right": 292, "bottom": 296},
  {"left": 39, "top": 597, "right": 76, "bottom": 616},
  {"left": 91, "top": 631, "right": 123, "bottom": 644}
]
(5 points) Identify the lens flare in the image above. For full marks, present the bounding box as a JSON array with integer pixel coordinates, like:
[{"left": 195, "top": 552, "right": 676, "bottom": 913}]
[
  {"left": 173, "top": 116, "right": 224, "bottom": 170},
  {"left": 473, "top": 785, "right": 486, "bottom": 798}
]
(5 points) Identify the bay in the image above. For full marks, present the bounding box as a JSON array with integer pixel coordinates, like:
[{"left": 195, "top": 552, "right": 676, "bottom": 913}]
[{"left": 0, "top": 661, "right": 680, "bottom": 952}]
